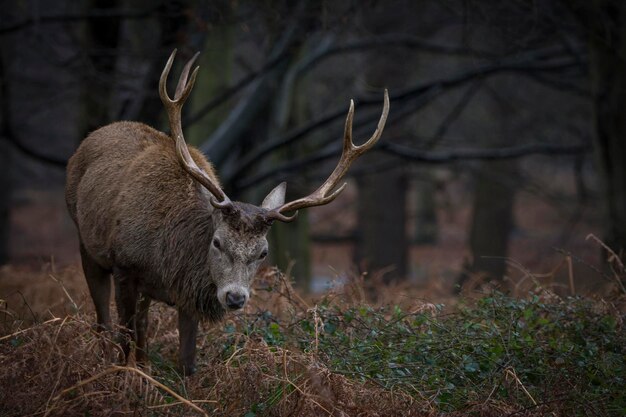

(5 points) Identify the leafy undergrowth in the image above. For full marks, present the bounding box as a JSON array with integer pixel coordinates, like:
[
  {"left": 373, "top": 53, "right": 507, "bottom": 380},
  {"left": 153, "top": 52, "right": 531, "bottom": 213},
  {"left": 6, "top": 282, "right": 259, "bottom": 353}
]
[{"left": 0, "top": 268, "right": 624, "bottom": 416}]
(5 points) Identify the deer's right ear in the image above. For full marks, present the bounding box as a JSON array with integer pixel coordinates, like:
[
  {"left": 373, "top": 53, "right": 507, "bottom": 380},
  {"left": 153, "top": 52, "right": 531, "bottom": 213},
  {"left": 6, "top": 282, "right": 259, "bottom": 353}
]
[{"left": 261, "top": 182, "right": 287, "bottom": 210}]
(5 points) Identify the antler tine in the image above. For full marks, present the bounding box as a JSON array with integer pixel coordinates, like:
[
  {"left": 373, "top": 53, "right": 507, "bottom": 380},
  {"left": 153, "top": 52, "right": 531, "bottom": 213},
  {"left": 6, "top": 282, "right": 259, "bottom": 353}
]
[
  {"left": 175, "top": 52, "right": 200, "bottom": 100},
  {"left": 158, "top": 50, "right": 177, "bottom": 104},
  {"left": 159, "top": 49, "right": 231, "bottom": 207},
  {"left": 345, "top": 90, "right": 389, "bottom": 155},
  {"left": 343, "top": 100, "right": 355, "bottom": 153},
  {"left": 265, "top": 89, "right": 389, "bottom": 223}
]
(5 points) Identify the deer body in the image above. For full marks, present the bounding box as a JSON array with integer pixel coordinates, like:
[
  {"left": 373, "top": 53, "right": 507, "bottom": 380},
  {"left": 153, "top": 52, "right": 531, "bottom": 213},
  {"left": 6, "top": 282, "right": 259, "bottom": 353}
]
[
  {"left": 65, "top": 50, "right": 388, "bottom": 375},
  {"left": 67, "top": 120, "right": 225, "bottom": 307}
]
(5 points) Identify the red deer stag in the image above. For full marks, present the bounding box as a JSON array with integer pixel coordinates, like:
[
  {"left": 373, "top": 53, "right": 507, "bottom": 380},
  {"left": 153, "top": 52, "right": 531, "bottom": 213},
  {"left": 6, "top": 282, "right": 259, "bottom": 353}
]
[{"left": 65, "top": 50, "right": 389, "bottom": 374}]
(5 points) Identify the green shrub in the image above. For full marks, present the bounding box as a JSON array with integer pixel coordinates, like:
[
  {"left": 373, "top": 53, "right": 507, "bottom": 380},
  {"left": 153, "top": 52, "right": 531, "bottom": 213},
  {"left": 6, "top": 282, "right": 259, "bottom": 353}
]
[{"left": 221, "top": 292, "right": 626, "bottom": 415}]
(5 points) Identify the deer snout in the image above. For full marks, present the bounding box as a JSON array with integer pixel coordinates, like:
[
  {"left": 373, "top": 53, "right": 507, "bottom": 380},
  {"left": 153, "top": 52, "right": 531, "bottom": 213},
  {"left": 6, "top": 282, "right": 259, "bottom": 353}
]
[{"left": 225, "top": 291, "right": 246, "bottom": 310}]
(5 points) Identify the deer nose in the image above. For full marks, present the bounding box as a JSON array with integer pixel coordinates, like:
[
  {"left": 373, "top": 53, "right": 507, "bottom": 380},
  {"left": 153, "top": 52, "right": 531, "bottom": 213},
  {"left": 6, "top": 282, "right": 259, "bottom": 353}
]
[{"left": 226, "top": 292, "right": 246, "bottom": 310}]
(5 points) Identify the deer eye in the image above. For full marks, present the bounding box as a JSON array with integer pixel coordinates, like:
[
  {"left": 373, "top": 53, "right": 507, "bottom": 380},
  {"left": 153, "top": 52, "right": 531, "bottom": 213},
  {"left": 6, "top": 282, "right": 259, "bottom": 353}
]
[
  {"left": 259, "top": 249, "right": 268, "bottom": 260},
  {"left": 212, "top": 238, "right": 221, "bottom": 250}
]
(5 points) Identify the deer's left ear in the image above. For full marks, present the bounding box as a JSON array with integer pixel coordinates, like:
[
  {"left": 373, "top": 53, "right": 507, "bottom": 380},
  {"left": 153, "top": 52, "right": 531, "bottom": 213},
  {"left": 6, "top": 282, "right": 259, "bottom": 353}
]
[{"left": 261, "top": 182, "right": 286, "bottom": 210}]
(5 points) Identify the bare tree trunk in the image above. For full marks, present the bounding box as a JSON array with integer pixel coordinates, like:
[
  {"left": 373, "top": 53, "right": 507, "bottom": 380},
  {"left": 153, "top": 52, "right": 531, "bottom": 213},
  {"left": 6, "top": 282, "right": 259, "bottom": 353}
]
[
  {"left": 266, "top": 45, "right": 313, "bottom": 290},
  {"left": 83, "top": 0, "right": 121, "bottom": 133},
  {"left": 411, "top": 174, "right": 438, "bottom": 244},
  {"left": 187, "top": 22, "right": 233, "bottom": 146},
  {"left": 589, "top": 3, "right": 626, "bottom": 257},
  {"left": 356, "top": 164, "right": 408, "bottom": 283},
  {"left": 270, "top": 211, "right": 311, "bottom": 288},
  {"left": 354, "top": 1, "right": 411, "bottom": 283},
  {"left": 463, "top": 161, "right": 516, "bottom": 285},
  {"left": 459, "top": 81, "right": 519, "bottom": 288},
  {"left": 0, "top": 54, "right": 11, "bottom": 265}
]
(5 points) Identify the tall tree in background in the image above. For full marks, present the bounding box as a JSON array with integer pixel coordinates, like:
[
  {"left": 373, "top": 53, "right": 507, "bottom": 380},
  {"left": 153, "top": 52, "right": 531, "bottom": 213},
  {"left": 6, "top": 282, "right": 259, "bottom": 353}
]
[
  {"left": 187, "top": 4, "right": 234, "bottom": 146},
  {"left": 355, "top": 0, "right": 411, "bottom": 283},
  {"left": 463, "top": 84, "right": 520, "bottom": 285},
  {"left": 465, "top": 162, "right": 517, "bottom": 284},
  {"left": 267, "top": 49, "right": 314, "bottom": 289},
  {"left": 83, "top": 0, "right": 120, "bottom": 133},
  {"left": 586, "top": 1, "right": 626, "bottom": 257},
  {"left": 0, "top": 54, "right": 10, "bottom": 265}
]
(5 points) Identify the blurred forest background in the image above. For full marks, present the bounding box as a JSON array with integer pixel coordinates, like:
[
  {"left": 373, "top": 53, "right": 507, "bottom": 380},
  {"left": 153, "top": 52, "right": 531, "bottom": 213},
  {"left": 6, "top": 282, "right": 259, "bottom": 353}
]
[{"left": 1, "top": 0, "right": 624, "bottom": 298}]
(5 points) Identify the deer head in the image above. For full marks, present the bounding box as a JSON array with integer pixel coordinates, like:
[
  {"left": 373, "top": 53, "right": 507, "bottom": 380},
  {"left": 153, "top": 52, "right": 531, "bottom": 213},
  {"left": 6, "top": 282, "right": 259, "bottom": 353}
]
[{"left": 160, "top": 50, "right": 389, "bottom": 310}]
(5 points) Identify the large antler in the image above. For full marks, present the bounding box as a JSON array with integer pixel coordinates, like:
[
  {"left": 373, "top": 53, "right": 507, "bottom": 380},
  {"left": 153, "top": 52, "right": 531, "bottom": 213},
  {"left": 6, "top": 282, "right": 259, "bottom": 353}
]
[
  {"left": 159, "top": 49, "right": 232, "bottom": 209},
  {"left": 265, "top": 90, "right": 390, "bottom": 222}
]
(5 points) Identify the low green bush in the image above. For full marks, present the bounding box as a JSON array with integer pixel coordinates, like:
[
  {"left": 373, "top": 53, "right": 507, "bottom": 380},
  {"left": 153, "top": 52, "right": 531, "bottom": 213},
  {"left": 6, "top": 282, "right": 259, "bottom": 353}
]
[{"left": 222, "top": 292, "right": 626, "bottom": 416}]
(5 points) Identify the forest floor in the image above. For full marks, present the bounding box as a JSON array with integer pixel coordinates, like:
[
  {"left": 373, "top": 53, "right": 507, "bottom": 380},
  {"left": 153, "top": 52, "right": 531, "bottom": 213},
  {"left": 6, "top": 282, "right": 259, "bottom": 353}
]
[{"left": 1, "top": 262, "right": 624, "bottom": 416}]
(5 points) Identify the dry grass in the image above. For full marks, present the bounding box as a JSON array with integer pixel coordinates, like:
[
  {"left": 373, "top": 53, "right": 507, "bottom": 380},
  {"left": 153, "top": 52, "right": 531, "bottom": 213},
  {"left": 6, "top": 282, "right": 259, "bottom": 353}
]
[{"left": 0, "top": 269, "right": 436, "bottom": 416}]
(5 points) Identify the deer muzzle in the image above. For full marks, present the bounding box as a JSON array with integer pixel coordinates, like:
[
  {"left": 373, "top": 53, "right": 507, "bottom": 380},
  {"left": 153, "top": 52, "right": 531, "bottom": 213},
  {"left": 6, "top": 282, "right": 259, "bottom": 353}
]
[{"left": 217, "top": 284, "right": 249, "bottom": 311}]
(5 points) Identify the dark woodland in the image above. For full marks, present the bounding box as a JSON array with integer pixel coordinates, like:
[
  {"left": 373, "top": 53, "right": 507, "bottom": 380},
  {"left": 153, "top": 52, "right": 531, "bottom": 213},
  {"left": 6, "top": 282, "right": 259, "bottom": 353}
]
[
  {"left": 2, "top": 0, "right": 624, "bottom": 286},
  {"left": 0, "top": 1, "right": 625, "bottom": 416}
]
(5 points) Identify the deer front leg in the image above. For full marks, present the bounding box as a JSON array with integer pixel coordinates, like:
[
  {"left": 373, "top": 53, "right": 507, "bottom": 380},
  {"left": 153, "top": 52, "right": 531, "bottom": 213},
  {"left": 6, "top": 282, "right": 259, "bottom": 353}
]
[
  {"left": 178, "top": 309, "right": 198, "bottom": 375},
  {"left": 135, "top": 295, "right": 151, "bottom": 364},
  {"left": 113, "top": 268, "right": 138, "bottom": 363},
  {"left": 80, "top": 243, "right": 112, "bottom": 331}
]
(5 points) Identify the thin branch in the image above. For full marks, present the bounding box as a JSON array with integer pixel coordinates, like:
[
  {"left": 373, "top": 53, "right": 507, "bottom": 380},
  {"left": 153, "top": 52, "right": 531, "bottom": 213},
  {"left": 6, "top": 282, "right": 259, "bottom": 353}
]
[
  {"left": 425, "top": 79, "right": 484, "bottom": 148},
  {"left": 184, "top": 49, "right": 292, "bottom": 127},
  {"left": 313, "top": 33, "right": 498, "bottom": 58},
  {"left": 524, "top": 72, "right": 591, "bottom": 97},
  {"left": 235, "top": 140, "right": 590, "bottom": 190},
  {"left": 286, "top": 34, "right": 499, "bottom": 83},
  {"left": 380, "top": 141, "right": 591, "bottom": 162},
  {"left": 273, "top": 35, "right": 336, "bottom": 129}
]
